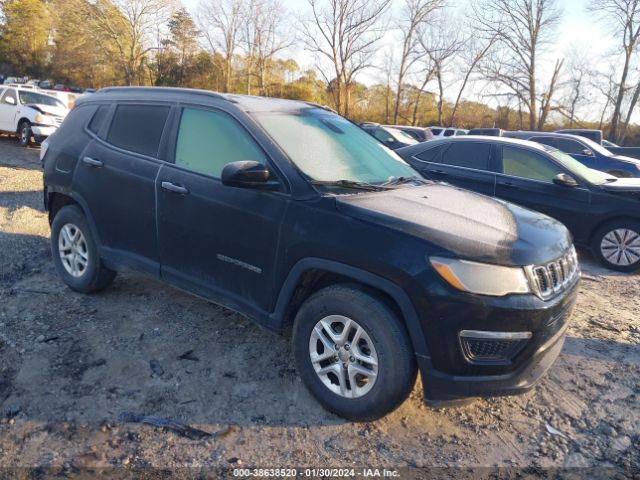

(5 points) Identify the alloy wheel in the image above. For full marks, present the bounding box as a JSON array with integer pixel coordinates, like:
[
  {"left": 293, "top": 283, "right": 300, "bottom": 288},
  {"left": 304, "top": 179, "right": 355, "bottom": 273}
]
[
  {"left": 600, "top": 228, "right": 640, "bottom": 267},
  {"left": 309, "top": 315, "right": 378, "bottom": 398},
  {"left": 58, "top": 223, "right": 89, "bottom": 277}
]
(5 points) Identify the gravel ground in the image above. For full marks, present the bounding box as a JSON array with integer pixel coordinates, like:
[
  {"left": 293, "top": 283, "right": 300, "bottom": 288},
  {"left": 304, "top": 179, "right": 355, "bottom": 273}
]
[{"left": 0, "top": 137, "right": 638, "bottom": 478}]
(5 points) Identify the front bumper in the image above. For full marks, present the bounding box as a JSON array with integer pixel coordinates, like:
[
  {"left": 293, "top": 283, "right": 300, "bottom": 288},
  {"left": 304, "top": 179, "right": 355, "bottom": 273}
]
[
  {"left": 31, "top": 125, "right": 57, "bottom": 140},
  {"left": 416, "top": 279, "right": 578, "bottom": 402}
]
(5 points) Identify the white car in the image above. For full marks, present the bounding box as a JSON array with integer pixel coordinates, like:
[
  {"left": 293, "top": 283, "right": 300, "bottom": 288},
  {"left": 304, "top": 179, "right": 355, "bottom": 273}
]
[
  {"left": 429, "top": 126, "right": 468, "bottom": 137},
  {"left": 0, "top": 85, "right": 69, "bottom": 147}
]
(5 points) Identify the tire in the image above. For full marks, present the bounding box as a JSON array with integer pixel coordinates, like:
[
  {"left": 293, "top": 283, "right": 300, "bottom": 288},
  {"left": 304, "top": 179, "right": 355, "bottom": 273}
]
[
  {"left": 292, "top": 284, "right": 417, "bottom": 421},
  {"left": 591, "top": 219, "right": 640, "bottom": 272},
  {"left": 18, "top": 120, "right": 32, "bottom": 147},
  {"left": 51, "top": 205, "right": 116, "bottom": 293}
]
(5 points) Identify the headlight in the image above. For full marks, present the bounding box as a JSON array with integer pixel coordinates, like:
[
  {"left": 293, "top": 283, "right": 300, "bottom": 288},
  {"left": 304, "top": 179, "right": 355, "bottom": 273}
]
[
  {"left": 430, "top": 256, "right": 531, "bottom": 296},
  {"left": 35, "top": 113, "right": 55, "bottom": 125}
]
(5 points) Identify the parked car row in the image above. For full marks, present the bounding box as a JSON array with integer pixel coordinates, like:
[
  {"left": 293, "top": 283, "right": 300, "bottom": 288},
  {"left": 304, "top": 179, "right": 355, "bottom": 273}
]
[{"left": 42, "top": 87, "right": 581, "bottom": 422}]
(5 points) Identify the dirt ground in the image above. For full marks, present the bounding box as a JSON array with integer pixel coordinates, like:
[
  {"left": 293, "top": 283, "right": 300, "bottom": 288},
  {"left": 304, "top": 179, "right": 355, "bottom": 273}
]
[{"left": 0, "top": 137, "right": 638, "bottom": 479}]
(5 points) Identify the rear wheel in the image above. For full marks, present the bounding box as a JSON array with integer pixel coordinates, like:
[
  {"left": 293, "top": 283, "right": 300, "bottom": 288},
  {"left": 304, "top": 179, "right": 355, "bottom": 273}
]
[
  {"left": 18, "top": 121, "right": 32, "bottom": 147},
  {"left": 591, "top": 219, "right": 640, "bottom": 272},
  {"left": 292, "top": 284, "right": 416, "bottom": 421},
  {"left": 51, "top": 205, "right": 116, "bottom": 292}
]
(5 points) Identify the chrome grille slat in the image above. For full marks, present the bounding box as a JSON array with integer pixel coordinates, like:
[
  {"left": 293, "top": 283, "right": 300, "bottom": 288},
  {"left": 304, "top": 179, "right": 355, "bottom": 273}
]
[{"left": 527, "top": 248, "right": 580, "bottom": 300}]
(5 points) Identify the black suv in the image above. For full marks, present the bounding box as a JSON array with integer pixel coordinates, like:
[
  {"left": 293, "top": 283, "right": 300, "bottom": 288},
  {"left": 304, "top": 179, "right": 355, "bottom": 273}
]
[
  {"left": 43, "top": 88, "right": 579, "bottom": 421},
  {"left": 397, "top": 136, "right": 640, "bottom": 272}
]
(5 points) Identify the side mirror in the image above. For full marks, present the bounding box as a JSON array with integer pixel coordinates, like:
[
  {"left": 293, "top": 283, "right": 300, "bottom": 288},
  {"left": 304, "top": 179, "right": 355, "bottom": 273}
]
[
  {"left": 582, "top": 148, "right": 594, "bottom": 156},
  {"left": 553, "top": 173, "right": 578, "bottom": 187},
  {"left": 4, "top": 97, "right": 15, "bottom": 105},
  {"left": 221, "top": 160, "right": 278, "bottom": 190}
]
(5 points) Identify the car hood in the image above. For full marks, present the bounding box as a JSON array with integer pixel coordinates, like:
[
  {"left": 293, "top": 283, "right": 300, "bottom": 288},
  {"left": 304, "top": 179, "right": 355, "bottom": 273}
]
[
  {"left": 25, "top": 103, "right": 68, "bottom": 117},
  {"left": 600, "top": 177, "right": 640, "bottom": 192},
  {"left": 611, "top": 154, "right": 640, "bottom": 164},
  {"left": 335, "top": 184, "right": 572, "bottom": 266}
]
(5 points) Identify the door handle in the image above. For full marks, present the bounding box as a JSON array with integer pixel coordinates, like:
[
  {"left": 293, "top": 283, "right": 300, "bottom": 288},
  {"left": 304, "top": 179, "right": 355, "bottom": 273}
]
[
  {"left": 499, "top": 182, "right": 518, "bottom": 189},
  {"left": 161, "top": 181, "right": 189, "bottom": 195},
  {"left": 82, "top": 157, "right": 103, "bottom": 168},
  {"left": 427, "top": 169, "right": 448, "bottom": 176}
]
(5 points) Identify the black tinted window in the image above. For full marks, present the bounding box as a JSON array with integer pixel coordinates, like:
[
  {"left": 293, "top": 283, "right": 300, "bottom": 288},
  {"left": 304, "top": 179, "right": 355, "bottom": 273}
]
[
  {"left": 529, "top": 136, "right": 557, "bottom": 148},
  {"left": 107, "top": 105, "right": 170, "bottom": 157},
  {"left": 555, "top": 138, "right": 588, "bottom": 155},
  {"left": 440, "top": 142, "right": 491, "bottom": 170},
  {"left": 414, "top": 145, "right": 445, "bottom": 163},
  {"left": 430, "top": 128, "right": 442, "bottom": 135},
  {"left": 443, "top": 129, "right": 456, "bottom": 137},
  {"left": 88, "top": 105, "right": 110, "bottom": 136}
]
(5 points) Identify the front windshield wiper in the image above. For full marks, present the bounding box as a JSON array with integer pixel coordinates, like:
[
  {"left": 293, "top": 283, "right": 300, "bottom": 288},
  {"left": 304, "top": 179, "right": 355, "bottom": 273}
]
[
  {"left": 310, "top": 179, "right": 392, "bottom": 191},
  {"left": 381, "top": 176, "right": 427, "bottom": 186}
]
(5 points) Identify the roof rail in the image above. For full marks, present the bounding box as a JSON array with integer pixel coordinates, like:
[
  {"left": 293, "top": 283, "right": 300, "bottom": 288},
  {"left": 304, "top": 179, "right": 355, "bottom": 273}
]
[{"left": 97, "top": 86, "right": 227, "bottom": 101}]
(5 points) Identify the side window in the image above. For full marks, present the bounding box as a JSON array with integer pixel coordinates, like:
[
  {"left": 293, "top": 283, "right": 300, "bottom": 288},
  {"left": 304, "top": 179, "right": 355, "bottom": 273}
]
[
  {"left": 439, "top": 142, "right": 492, "bottom": 170},
  {"left": 430, "top": 128, "right": 442, "bottom": 136},
  {"left": 414, "top": 144, "right": 445, "bottom": 163},
  {"left": 174, "top": 108, "right": 266, "bottom": 178},
  {"left": 88, "top": 104, "right": 111, "bottom": 136},
  {"left": 529, "top": 136, "right": 557, "bottom": 148},
  {"left": 443, "top": 129, "right": 455, "bottom": 137},
  {"left": 501, "top": 146, "right": 563, "bottom": 182},
  {"left": 107, "top": 104, "right": 170, "bottom": 157},
  {"left": 373, "top": 128, "right": 393, "bottom": 143},
  {"left": 1, "top": 89, "right": 16, "bottom": 105},
  {"left": 455, "top": 130, "right": 467, "bottom": 136},
  {"left": 555, "top": 138, "right": 588, "bottom": 155}
]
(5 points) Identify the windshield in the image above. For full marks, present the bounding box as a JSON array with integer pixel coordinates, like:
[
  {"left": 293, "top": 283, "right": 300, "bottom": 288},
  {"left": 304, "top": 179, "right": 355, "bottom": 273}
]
[
  {"left": 602, "top": 139, "right": 619, "bottom": 148},
  {"left": 547, "top": 148, "right": 607, "bottom": 185},
  {"left": 19, "top": 91, "right": 65, "bottom": 108},
  {"left": 576, "top": 135, "right": 613, "bottom": 156},
  {"left": 254, "top": 109, "right": 418, "bottom": 184},
  {"left": 385, "top": 127, "right": 419, "bottom": 145}
]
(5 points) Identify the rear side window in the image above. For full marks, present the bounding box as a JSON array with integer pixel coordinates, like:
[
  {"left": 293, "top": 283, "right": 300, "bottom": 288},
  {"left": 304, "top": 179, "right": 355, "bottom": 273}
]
[
  {"left": 414, "top": 145, "right": 445, "bottom": 163},
  {"left": 455, "top": 130, "right": 467, "bottom": 136},
  {"left": 174, "top": 108, "right": 265, "bottom": 178},
  {"left": 107, "top": 104, "right": 170, "bottom": 157},
  {"left": 88, "top": 104, "right": 110, "bottom": 136},
  {"left": 430, "top": 128, "right": 442, "bottom": 135},
  {"left": 443, "top": 129, "right": 455, "bottom": 137},
  {"left": 439, "top": 142, "right": 491, "bottom": 170},
  {"left": 501, "top": 146, "right": 563, "bottom": 182}
]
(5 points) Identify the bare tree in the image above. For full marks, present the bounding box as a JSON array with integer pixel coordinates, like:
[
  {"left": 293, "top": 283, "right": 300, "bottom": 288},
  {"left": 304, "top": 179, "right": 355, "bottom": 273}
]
[
  {"left": 89, "top": 0, "right": 175, "bottom": 85},
  {"left": 590, "top": 0, "right": 640, "bottom": 141},
  {"left": 241, "top": 0, "right": 293, "bottom": 95},
  {"left": 393, "top": 0, "right": 444, "bottom": 123},
  {"left": 472, "top": 0, "right": 562, "bottom": 130},
  {"left": 300, "top": 0, "right": 391, "bottom": 116},
  {"left": 197, "top": 0, "right": 245, "bottom": 92},
  {"left": 419, "top": 17, "right": 460, "bottom": 125}
]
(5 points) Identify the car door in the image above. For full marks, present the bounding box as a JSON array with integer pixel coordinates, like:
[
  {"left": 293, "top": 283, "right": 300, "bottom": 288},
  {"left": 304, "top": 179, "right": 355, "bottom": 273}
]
[
  {"left": 0, "top": 88, "right": 18, "bottom": 131},
  {"left": 494, "top": 145, "right": 591, "bottom": 237},
  {"left": 156, "top": 105, "right": 288, "bottom": 317},
  {"left": 409, "top": 141, "right": 496, "bottom": 196},
  {"left": 73, "top": 103, "right": 170, "bottom": 276}
]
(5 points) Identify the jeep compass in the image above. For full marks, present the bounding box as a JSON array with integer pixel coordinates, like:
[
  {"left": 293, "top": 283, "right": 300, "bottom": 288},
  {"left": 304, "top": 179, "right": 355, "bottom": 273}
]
[{"left": 42, "top": 87, "right": 580, "bottom": 421}]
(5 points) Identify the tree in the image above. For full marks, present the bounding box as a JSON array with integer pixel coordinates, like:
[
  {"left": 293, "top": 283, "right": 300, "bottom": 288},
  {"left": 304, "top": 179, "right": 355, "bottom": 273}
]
[
  {"left": 158, "top": 8, "right": 199, "bottom": 86},
  {"left": 472, "top": 0, "right": 563, "bottom": 130},
  {"left": 0, "top": 0, "right": 51, "bottom": 77},
  {"left": 590, "top": 0, "right": 640, "bottom": 141},
  {"left": 197, "top": 0, "right": 245, "bottom": 92},
  {"left": 300, "top": 0, "right": 391, "bottom": 117},
  {"left": 393, "top": 0, "right": 444, "bottom": 123}
]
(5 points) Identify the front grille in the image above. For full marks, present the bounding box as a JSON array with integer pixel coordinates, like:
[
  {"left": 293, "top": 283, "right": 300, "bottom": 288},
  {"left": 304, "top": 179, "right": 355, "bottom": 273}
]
[
  {"left": 527, "top": 247, "right": 580, "bottom": 300},
  {"left": 459, "top": 331, "right": 531, "bottom": 364}
]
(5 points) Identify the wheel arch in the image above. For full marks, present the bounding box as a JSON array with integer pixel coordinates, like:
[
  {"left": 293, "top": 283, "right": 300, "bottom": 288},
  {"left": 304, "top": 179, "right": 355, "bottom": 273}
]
[
  {"left": 588, "top": 215, "right": 640, "bottom": 245},
  {"left": 271, "top": 258, "right": 431, "bottom": 360},
  {"left": 16, "top": 117, "right": 31, "bottom": 132}
]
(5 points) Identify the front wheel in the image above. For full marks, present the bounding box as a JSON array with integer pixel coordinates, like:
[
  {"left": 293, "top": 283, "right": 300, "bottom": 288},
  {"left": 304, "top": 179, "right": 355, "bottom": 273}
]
[
  {"left": 292, "top": 284, "right": 416, "bottom": 421},
  {"left": 18, "top": 121, "right": 32, "bottom": 147},
  {"left": 591, "top": 220, "right": 640, "bottom": 272}
]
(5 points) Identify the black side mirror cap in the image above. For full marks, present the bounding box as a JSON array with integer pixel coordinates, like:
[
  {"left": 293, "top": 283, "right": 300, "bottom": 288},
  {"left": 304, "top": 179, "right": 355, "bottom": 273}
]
[
  {"left": 553, "top": 173, "right": 578, "bottom": 187},
  {"left": 221, "top": 161, "right": 279, "bottom": 190}
]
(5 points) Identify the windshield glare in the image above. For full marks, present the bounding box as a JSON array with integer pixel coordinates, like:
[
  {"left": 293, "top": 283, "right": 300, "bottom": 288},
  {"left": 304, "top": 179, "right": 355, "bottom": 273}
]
[
  {"left": 254, "top": 109, "right": 419, "bottom": 185},
  {"left": 19, "top": 91, "right": 65, "bottom": 108},
  {"left": 386, "top": 127, "right": 418, "bottom": 145},
  {"left": 548, "top": 148, "right": 607, "bottom": 185}
]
